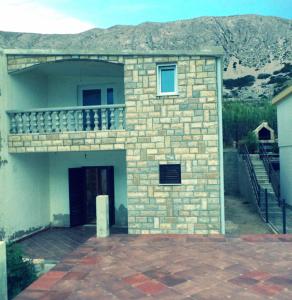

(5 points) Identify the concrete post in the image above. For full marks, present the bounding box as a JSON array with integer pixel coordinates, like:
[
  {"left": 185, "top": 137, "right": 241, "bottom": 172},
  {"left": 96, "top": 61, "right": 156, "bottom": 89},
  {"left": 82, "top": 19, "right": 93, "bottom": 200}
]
[
  {"left": 96, "top": 195, "right": 110, "bottom": 238},
  {"left": 0, "top": 241, "right": 8, "bottom": 300}
]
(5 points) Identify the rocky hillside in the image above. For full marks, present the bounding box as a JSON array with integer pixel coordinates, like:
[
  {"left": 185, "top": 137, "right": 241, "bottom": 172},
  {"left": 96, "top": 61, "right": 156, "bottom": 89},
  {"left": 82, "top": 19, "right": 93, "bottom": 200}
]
[{"left": 0, "top": 15, "right": 291, "bottom": 101}]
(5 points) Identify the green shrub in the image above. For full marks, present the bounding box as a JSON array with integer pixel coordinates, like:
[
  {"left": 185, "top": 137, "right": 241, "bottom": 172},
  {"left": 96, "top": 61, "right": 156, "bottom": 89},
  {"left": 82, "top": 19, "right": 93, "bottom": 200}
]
[
  {"left": 6, "top": 243, "right": 37, "bottom": 299},
  {"left": 244, "top": 132, "right": 259, "bottom": 153},
  {"left": 238, "top": 132, "right": 259, "bottom": 154}
]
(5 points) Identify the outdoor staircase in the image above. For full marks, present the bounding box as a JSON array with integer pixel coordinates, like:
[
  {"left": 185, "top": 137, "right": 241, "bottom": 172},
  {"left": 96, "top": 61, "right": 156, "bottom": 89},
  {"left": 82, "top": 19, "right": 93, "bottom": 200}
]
[
  {"left": 249, "top": 153, "right": 292, "bottom": 233},
  {"left": 252, "top": 154, "right": 280, "bottom": 220},
  {"left": 250, "top": 154, "right": 274, "bottom": 194}
]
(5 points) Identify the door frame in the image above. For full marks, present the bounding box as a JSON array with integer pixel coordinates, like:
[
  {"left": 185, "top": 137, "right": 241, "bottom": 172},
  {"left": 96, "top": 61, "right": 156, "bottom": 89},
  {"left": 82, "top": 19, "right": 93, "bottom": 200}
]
[
  {"left": 77, "top": 84, "right": 118, "bottom": 106},
  {"left": 69, "top": 165, "right": 115, "bottom": 227}
]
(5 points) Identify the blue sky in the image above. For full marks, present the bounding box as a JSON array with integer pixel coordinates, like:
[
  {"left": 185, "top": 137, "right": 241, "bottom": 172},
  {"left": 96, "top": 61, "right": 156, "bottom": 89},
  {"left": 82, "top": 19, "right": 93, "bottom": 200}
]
[
  {"left": 0, "top": 0, "right": 291, "bottom": 33},
  {"left": 50, "top": 0, "right": 292, "bottom": 27}
]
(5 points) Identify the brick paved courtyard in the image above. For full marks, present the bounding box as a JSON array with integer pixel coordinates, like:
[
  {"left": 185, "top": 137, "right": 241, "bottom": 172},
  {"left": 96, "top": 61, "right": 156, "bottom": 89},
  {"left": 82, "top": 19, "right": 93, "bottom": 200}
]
[{"left": 15, "top": 234, "right": 292, "bottom": 300}]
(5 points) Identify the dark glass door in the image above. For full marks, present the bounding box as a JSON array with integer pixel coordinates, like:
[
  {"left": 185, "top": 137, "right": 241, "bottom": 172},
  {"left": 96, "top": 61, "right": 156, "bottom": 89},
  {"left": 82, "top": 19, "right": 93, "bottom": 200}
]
[
  {"left": 69, "top": 166, "right": 115, "bottom": 226},
  {"left": 69, "top": 168, "right": 86, "bottom": 226}
]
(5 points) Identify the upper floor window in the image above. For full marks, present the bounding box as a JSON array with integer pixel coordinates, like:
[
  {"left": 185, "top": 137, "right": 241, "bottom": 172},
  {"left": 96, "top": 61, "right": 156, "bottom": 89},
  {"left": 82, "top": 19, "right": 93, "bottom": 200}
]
[{"left": 157, "top": 64, "right": 178, "bottom": 96}]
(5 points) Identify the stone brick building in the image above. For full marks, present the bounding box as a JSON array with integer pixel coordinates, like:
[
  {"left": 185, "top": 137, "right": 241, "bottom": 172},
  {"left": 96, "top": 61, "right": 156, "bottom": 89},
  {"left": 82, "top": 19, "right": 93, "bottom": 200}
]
[{"left": 0, "top": 48, "right": 225, "bottom": 239}]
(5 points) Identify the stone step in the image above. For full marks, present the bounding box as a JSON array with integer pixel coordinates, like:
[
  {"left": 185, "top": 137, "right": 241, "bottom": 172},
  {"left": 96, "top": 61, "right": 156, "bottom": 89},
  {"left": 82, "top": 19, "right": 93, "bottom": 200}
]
[
  {"left": 254, "top": 168, "right": 267, "bottom": 171},
  {"left": 256, "top": 174, "right": 269, "bottom": 182},
  {"left": 258, "top": 181, "right": 272, "bottom": 185}
]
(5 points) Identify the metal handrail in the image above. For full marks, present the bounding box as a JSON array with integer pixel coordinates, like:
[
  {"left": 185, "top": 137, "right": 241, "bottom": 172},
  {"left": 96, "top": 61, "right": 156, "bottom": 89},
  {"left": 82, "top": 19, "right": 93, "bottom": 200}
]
[
  {"left": 259, "top": 143, "right": 280, "bottom": 198},
  {"left": 242, "top": 145, "right": 261, "bottom": 205},
  {"left": 242, "top": 144, "right": 287, "bottom": 234}
]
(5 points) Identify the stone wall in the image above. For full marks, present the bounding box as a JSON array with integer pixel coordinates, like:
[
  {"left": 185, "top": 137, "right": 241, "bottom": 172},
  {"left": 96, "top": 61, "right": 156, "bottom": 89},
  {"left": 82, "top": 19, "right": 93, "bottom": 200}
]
[
  {"left": 223, "top": 148, "right": 239, "bottom": 195},
  {"left": 6, "top": 53, "right": 221, "bottom": 234},
  {"left": 123, "top": 55, "right": 221, "bottom": 234},
  {"left": 8, "top": 131, "right": 126, "bottom": 153}
]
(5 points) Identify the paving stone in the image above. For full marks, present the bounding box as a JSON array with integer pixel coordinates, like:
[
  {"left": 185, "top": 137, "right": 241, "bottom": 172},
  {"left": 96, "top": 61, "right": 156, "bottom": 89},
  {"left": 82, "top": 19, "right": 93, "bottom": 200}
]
[
  {"left": 251, "top": 283, "right": 284, "bottom": 296},
  {"left": 62, "top": 271, "right": 87, "bottom": 280},
  {"left": 123, "top": 273, "right": 150, "bottom": 286},
  {"left": 242, "top": 270, "right": 272, "bottom": 281},
  {"left": 135, "top": 280, "right": 167, "bottom": 295},
  {"left": 229, "top": 275, "right": 259, "bottom": 287},
  {"left": 266, "top": 275, "right": 292, "bottom": 287},
  {"left": 159, "top": 274, "right": 187, "bottom": 286}
]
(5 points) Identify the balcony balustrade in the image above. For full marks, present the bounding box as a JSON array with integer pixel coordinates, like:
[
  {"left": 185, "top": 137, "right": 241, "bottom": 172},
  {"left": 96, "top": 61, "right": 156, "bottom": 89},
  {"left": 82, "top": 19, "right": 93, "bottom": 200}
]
[{"left": 7, "top": 104, "right": 126, "bottom": 134}]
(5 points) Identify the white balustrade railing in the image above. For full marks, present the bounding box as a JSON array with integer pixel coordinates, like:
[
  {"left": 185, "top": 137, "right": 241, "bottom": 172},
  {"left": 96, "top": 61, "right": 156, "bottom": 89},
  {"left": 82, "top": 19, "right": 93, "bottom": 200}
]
[{"left": 7, "top": 104, "right": 126, "bottom": 134}]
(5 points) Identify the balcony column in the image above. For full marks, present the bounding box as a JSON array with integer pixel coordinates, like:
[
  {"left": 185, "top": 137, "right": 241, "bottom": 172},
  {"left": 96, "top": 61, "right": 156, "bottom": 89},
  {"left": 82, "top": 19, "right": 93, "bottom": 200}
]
[
  {"left": 85, "top": 110, "right": 91, "bottom": 131},
  {"left": 24, "top": 113, "right": 31, "bottom": 133},
  {"left": 62, "top": 111, "right": 68, "bottom": 132},
  {"left": 53, "top": 111, "right": 61, "bottom": 132},
  {"left": 16, "top": 113, "right": 23, "bottom": 133},
  {"left": 46, "top": 112, "right": 53, "bottom": 133},
  {"left": 110, "top": 108, "right": 115, "bottom": 130},
  {"left": 30, "top": 112, "right": 38, "bottom": 133},
  {"left": 68, "top": 110, "right": 75, "bottom": 131},
  {"left": 10, "top": 113, "right": 17, "bottom": 133},
  {"left": 118, "top": 107, "right": 124, "bottom": 129},
  {"left": 101, "top": 108, "right": 107, "bottom": 130},
  {"left": 38, "top": 112, "right": 45, "bottom": 133},
  {"left": 77, "top": 110, "right": 83, "bottom": 131},
  {"left": 92, "top": 110, "right": 99, "bottom": 130}
]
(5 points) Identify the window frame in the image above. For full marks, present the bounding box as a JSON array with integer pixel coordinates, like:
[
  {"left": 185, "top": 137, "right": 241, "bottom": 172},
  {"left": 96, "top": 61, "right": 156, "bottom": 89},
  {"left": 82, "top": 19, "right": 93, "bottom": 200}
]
[{"left": 157, "top": 63, "right": 178, "bottom": 96}]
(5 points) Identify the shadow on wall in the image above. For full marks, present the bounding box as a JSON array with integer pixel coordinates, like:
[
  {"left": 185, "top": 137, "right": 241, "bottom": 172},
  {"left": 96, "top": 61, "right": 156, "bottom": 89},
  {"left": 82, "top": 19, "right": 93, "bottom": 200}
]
[
  {"left": 0, "top": 228, "right": 5, "bottom": 240},
  {"left": 223, "top": 148, "right": 240, "bottom": 196},
  {"left": 115, "top": 204, "right": 128, "bottom": 227},
  {"left": 52, "top": 214, "right": 70, "bottom": 227}
]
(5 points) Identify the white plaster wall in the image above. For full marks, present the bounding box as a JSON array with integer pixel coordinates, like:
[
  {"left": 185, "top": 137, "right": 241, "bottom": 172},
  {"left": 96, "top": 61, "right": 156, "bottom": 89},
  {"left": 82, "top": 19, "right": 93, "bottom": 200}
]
[
  {"left": 279, "top": 147, "right": 292, "bottom": 205},
  {"left": 7, "top": 72, "right": 48, "bottom": 110},
  {"left": 0, "top": 51, "right": 9, "bottom": 239},
  {"left": 1, "top": 153, "right": 49, "bottom": 239},
  {"left": 0, "top": 54, "right": 50, "bottom": 240},
  {"left": 277, "top": 95, "right": 292, "bottom": 148},
  {"left": 47, "top": 75, "right": 125, "bottom": 107},
  {"left": 277, "top": 96, "right": 292, "bottom": 205},
  {"left": 49, "top": 150, "right": 127, "bottom": 226}
]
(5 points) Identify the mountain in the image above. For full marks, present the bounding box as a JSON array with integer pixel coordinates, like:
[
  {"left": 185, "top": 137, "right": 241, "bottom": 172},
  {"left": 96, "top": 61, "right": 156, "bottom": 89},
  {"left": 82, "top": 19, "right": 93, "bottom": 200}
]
[{"left": 0, "top": 15, "right": 291, "bottom": 101}]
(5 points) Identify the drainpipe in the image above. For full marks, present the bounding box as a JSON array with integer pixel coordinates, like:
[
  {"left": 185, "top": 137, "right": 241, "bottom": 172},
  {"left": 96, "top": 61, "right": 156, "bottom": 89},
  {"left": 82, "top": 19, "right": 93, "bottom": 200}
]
[{"left": 216, "top": 57, "right": 225, "bottom": 234}]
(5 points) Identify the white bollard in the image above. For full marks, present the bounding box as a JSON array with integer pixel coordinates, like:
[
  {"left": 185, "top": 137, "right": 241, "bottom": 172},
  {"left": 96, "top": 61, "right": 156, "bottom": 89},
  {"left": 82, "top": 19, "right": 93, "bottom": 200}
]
[
  {"left": 96, "top": 195, "right": 110, "bottom": 238},
  {"left": 0, "top": 241, "right": 8, "bottom": 300}
]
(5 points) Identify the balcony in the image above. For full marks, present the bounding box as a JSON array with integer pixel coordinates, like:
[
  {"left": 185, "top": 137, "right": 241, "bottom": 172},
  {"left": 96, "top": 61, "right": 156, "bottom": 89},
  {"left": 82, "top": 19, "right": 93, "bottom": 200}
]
[{"left": 7, "top": 104, "right": 126, "bottom": 134}]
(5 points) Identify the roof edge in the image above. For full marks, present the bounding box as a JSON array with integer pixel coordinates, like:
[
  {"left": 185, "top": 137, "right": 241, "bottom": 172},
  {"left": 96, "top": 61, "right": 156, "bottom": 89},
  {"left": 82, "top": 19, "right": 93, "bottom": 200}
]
[
  {"left": 2, "top": 47, "right": 224, "bottom": 57},
  {"left": 272, "top": 85, "right": 292, "bottom": 105}
]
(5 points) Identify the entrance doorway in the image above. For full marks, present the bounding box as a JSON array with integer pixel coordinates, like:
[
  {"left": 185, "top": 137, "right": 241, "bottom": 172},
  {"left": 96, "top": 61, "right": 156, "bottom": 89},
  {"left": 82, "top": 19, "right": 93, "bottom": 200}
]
[{"left": 68, "top": 166, "right": 115, "bottom": 227}]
